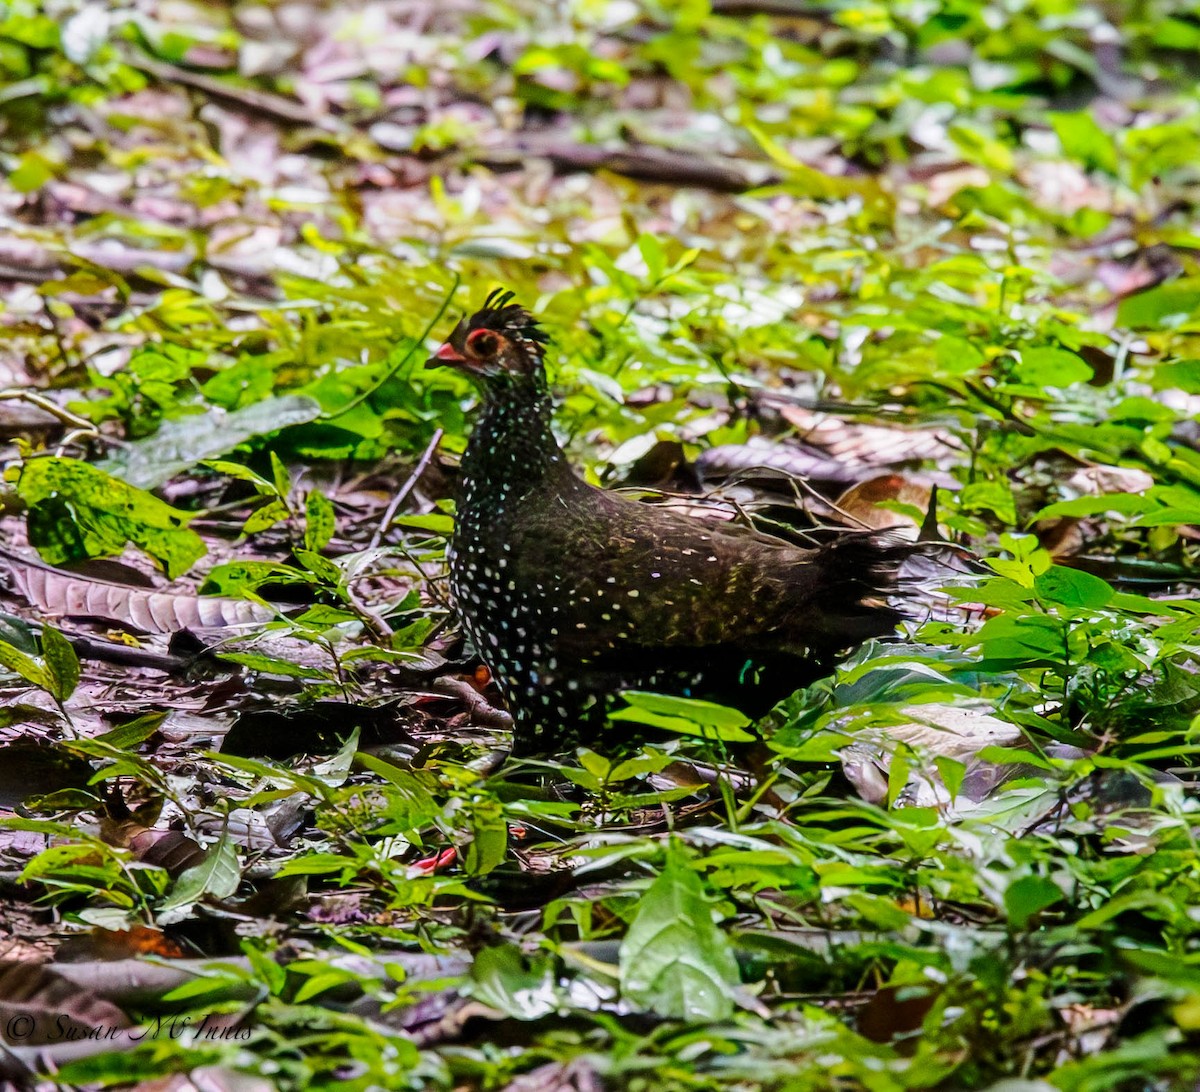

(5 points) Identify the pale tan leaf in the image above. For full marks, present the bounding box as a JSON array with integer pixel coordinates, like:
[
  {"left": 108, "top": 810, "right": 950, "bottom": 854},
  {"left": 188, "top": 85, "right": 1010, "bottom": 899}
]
[{"left": 2, "top": 548, "right": 272, "bottom": 634}]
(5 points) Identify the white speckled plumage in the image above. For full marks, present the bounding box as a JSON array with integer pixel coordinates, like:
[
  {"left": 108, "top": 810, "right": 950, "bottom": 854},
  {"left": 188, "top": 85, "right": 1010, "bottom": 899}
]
[{"left": 429, "top": 292, "right": 934, "bottom": 755}]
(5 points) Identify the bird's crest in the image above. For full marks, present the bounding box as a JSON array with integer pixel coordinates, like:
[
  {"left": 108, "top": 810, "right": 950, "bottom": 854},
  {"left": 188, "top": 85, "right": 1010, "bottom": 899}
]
[{"left": 465, "top": 289, "right": 549, "bottom": 349}]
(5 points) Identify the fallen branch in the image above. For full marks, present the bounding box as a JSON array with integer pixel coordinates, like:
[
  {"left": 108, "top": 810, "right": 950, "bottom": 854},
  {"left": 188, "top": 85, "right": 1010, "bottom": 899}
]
[
  {"left": 480, "top": 139, "right": 780, "bottom": 193},
  {"left": 126, "top": 53, "right": 335, "bottom": 131}
]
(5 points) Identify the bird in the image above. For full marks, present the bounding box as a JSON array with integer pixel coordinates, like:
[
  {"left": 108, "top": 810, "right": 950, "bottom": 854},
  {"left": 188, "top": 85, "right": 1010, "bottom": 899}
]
[{"left": 427, "top": 290, "right": 948, "bottom": 756}]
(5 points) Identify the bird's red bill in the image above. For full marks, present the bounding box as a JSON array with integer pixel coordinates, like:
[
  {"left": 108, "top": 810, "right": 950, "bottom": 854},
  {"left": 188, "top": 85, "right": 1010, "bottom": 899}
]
[{"left": 426, "top": 342, "right": 465, "bottom": 368}]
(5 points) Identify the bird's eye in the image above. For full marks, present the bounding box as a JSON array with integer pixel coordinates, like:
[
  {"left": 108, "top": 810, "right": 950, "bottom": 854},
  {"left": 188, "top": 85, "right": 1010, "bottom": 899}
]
[{"left": 466, "top": 329, "right": 501, "bottom": 357}]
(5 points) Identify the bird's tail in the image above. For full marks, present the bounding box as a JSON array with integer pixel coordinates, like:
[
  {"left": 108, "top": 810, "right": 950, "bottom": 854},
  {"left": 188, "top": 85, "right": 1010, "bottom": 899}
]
[{"left": 804, "top": 533, "right": 977, "bottom": 649}]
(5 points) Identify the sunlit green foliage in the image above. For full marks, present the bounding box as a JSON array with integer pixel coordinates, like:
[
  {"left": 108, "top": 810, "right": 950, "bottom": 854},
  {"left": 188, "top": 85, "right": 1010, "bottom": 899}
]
[{"left": 6, "top": 0, "right": 1200, "bottom": 1087}]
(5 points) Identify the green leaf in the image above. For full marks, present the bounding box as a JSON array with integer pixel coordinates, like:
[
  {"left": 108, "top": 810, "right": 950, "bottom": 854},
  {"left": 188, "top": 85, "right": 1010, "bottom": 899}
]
[
  {"left": 39, "top": 626, "right": 79, "bottom": 702},
  {"left": 202, "top": 460, "right": 276, "bottom": 493},
  {"left": 619, "top": 846, "right": 740, "bottom": 1021},
  {"left": 1050, "top": 111, "right": 1118, "bottom": 175},
  {"left": 1034, "top": 566, "right": 1113, "bottom": 609},
  {"left": 611, "top": 692, "right": 756, "bottom": 742},
  {"left": 463, "top": 798, "right": 507, "bottom": 877},
  {"left": 200, "top": 561, "right": 310, "bottom": 596},
  {"left": 18, "top": 457, "right": 205, "bottom": 579},
  {"left": 294, "top": 549, "right": 342, "bottom": 586},
  {"left": 270, "top": 451, "right": 291, "bottom": 500},
  {"left": 392, "top": 513, "right": 454, "bottom": 534},
  {"left": 304, "top": 489, "right": 336, "bottom": 552},
  {"left": 1003, "top": 874, "right": 1063, "bottom": 929},
  {"left": 935, "top": 755, "right": 966, "bottom": 801},
  {"left": 470, "top": 944, "right": 557, "bottom": 1020},
  {"left": 1013, "top": 347, "right": 1093, "bottom": 387},
  {"left": 218, "top": 652, "right": 333, "bottom": 680},
  {"left": 1033, "top": 493, "right": 1151, "bottom": 520},
  {"left": 160, "top": 831, "right": 240, "bottom": 911},
  {"left": 0, "top": 639, "right": 54, "bottom": 693},
  {"left": 242, "top": 498, "right": 290, "bottom": 534},
  {"left": 10, "top": 149, "right": 55, "bottom": 192},
  {"left": 1116, "top": 279, "right": 1200, "bottom": 329},
  {"left": 93, "top": 712, "right": 167, "bottom": 749}
]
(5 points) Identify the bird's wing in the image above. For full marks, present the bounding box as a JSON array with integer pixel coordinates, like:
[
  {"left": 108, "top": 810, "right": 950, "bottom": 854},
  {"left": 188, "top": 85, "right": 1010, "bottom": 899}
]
[{"left": 507, "top": 481, "right": 893, "bottom": 659}]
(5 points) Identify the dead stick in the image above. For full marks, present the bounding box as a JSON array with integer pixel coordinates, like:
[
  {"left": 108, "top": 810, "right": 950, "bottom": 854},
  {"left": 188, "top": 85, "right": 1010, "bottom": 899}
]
[{"left": 370, "top": 428, "right": 443, "bottom": 550}]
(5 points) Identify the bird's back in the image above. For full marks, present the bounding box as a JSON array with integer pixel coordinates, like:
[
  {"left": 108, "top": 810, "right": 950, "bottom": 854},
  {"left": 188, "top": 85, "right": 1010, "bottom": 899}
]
[{"left": 454, "top": 462, "right": 913, "bottom": 752}]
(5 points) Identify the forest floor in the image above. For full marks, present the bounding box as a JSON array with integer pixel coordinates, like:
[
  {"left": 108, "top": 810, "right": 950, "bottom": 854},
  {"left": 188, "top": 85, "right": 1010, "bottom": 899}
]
[{"left": 3, "top": 1, "right": 1200, "bottom": 1088}]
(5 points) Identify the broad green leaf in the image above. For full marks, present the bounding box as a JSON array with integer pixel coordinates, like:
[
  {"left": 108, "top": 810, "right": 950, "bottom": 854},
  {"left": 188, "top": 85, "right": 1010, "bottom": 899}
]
[
  {"left": 1033, "top": 493, "right": 1151, "bottom": 520},
  {"left": 619, "top": 846, "right": 740, "bottom": 1021},
  {"left": 470, "top": 944, "right": 557, "bottom": 1020},
  {"left": 39, "top": 625, "right": 79, "bottom": 702},
  {"left": 160, "top": 832, "right": 240, "bottom": 911},
  {"left": 1034, "top": 566, "right": 1113, "bottom": 610},
  {"left": 242, "top": 498, "right": 290, "bottom": 534},
  {"left": 0, "top": 640, "right": 54, "bottom": 693},
  {"left": 200, "top": 561, "right": 310, "bottom": 596},
  {"left": 18, "top": 457, "right": 205, "bottom": 579},
  {"left": 93, "top": 712, "right": 168, "bottom": 749},
  {"left": 1003, "top": 874, "right": 1063, "bottom": 929},
  {"left": 1013, "top": 347, "right": 1092, "bottom": 387},
  {"left": 1050, "top": 111, "right": 1118, "bottom": 174},
  {"left": 463, "top": 798, "right": 507, "bottom": 876},
  {"left": 935, "top": 755, "right": 966, "bottom": 801},
  {"left": 611, "top": 692, "right": 756, "bottom": 742},
  {"left": 1117, "top": 279, "right": 1200, "bottom": 329},
  {"left": 305, "top": 489, "right": 336, "bottom": 551}
]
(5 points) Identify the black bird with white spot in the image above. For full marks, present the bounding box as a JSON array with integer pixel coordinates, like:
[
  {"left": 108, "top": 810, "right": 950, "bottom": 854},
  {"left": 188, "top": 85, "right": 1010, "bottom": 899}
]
[{"left": 428, "top": 291, "right": 938, "bottom": 755}]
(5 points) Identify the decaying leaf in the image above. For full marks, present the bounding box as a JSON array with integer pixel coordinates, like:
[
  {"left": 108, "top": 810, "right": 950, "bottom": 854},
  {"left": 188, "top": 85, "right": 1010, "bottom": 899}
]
[
  {"left": 2, "top": 547, "right": 273, "bottom": 634},
  {"left": 838, "top": 702, "right": 1025, "bottom": 808},
  {"left": 835, "top": 474, "right": 934, "bottom": 534},
  {"left": 0, "top": 959, "right": 131, "bottom": 1046}
]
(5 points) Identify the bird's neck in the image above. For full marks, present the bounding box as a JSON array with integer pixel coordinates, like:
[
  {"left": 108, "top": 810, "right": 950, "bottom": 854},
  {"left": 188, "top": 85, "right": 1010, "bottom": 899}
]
[{"left": 460, "top": 379, "right": 569, "bottom": 500}]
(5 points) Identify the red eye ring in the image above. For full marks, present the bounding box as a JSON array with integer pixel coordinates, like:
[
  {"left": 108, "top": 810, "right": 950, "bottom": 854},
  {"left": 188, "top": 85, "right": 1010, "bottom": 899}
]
[{"left": 467, "top": 328, "right": 501, "bottom": 356}]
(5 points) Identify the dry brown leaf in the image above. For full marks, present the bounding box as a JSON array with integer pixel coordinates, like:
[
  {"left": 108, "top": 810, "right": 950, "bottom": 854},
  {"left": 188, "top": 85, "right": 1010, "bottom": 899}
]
[
  {"left": 2, "top": 548, "right": 272, "bottom": 634},
  {"left": 696, "top": 437, "right": 863, "bottom": 487},
  {"left": 778, "top": 405, "right": 963, "bottom": 466},
  {"left": 116, "top": 828, "right": 207, "bottom": 877},
  {"left": 0, "top": 959, "right": 131, "bottom": 1045},
  {"left": 835, "top": 474, "right": 933, "bottom": 534}
]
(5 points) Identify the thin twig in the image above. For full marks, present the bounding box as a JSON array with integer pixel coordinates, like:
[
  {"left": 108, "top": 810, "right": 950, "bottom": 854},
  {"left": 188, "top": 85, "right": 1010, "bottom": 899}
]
[
  {"left": 0, "top": 390, "right": 99, "bottom": 443},
  {"left": 346, "top": 582, "right": 393, "bottom": 640},
  {"left": 17, "top": 619, "right": 193, "bottom": 673},
  {"left": 369, "top": 428, "right": 444, "bottom": 550}
]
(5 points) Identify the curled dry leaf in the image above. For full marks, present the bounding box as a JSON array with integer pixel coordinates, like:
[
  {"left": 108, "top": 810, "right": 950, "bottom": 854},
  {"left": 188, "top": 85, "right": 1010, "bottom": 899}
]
[
  {"left": 696, "top": 437, "right": 865, "bottom": 487},
  {"left": 2, "top": 548, "right": 272, "bottom": 635},
  {"left": 120, "top": 827, "right": 208, "bottom": 878},
  {"left": 1063, "top": 465, "right": 1155, "bottom": 498},
  {"left": 839, "top": 703, "right": 1024, "bottom": 809},
  {"left": 834, "top": 474, "right": 933, "bottom": 535}
]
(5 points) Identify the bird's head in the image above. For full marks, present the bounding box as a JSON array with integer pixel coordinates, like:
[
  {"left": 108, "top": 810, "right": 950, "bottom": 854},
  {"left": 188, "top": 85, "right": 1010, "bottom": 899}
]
[{"left": 426, "top": 290, "right": 549, "bottom": 387}]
